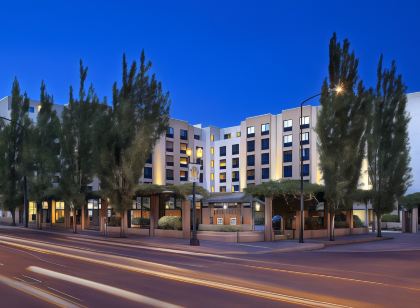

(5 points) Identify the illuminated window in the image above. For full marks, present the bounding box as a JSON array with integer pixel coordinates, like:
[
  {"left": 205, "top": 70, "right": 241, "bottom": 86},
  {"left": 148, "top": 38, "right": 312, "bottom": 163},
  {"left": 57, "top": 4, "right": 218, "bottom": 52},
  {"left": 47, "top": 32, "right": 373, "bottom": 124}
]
[
  {"left": 220, "top": 159, "right": 226, "bottom": 169},
  {"left": 220, "top": 186, "right": 226, "bottom": 192},
  {"left": 180, "top": 157, "right": 188, "bottom": 167},
  {"left": 283, "top": 119, "right": 293, "bottom": 132},
  {"left": 29, "top": 201, "right": 37, "bottom": 221},
  {"left": 211, "top": 160, "right": 214, "bottom": 168},
  {"left": 236, "top": 132, "right": 241, "bottom": 137},
  {"left": 180, "top": 170, "right": 188, "bottom": 181},
  {"left": 224, "top": 133, "right": 231, "bottom": 139},
  {"left": 180, "top": 143, "right": 187, "bottom": 154},
  {"left": 300, "top": 116, "right": 310, "bottom": 126},
  {"left": 42, "top": 201, "right": 48, "bottom": 210},
  {"left": 261, "top": 123, "right": 270, "bottom": 135},
  {"left": 283, "top": 135, "right": 292, "bottom": 147},
  {"left": 220, "top": 172, "right": 226, "bottom": 183},
  {"left": 210, "top": 134, "right": 215, "bottom": 141},
  {"left": 55, "top": 201, "right": 65, "bottom": 223},
  {"left": 211, "top": 173, "right": 214, "bottom": 180},
  {"left": 210, "top": 147, "right": 214, "bottom": 155},
  {"left": 300, "top": 132, "right": 309, "bottom": 144},
  {"left": 211, "top": 186, "right": 215, "bottom": 192},
  {"left": 247, "top": 126, "right": 255, "bottom": 137}
]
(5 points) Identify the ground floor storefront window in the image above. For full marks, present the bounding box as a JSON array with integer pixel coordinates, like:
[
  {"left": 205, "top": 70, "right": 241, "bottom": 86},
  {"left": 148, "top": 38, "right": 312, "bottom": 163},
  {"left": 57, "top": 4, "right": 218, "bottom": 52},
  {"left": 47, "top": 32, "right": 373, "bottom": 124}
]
[
  {"left": 161, "top": 196, "right": 182, "bottom": 217},
  {"left": 42, "top": 201, "right": 50, "bottom": 223},
  {"left": 129, "top": 197, "right": 150, "bottom": 228},
  {"left": 55, "top": 201, "right": 65, "bottom": 223},
  {"left": 87, "top": 199, "right": 101, "bottom": 227},
  {"left": 29, "top": 201, "right": 37, "bottom": 222}
]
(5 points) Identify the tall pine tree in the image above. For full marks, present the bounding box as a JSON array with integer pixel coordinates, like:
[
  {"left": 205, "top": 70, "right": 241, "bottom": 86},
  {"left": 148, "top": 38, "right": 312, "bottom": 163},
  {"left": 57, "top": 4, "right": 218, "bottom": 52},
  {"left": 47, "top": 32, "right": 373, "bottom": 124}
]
[
  {"left": 0, "top": 79, "right": 31, "bottom": 225},
  {"left": 60, "top": 61, "right": 99, "bottom": 232},
  {"left": 367, "top": 55, "right": 411, "bottom": 237},
  {"left": 316, "top": 33, "right": 370, "bottom": 240},
  {"left": 95, "top": 51, "right": 170, "bottom": 237}
]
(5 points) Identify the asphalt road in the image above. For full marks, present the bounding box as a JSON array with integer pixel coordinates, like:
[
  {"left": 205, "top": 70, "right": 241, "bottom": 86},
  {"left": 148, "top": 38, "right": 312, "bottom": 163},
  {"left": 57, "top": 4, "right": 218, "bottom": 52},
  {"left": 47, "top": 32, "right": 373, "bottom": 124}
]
[{"left": 0, "top": 227, "right": 419, "bottom": 307}]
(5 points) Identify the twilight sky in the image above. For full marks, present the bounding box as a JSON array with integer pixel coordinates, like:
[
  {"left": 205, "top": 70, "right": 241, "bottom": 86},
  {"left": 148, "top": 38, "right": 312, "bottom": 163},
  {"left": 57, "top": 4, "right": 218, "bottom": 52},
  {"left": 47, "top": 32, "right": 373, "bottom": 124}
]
[{"left": 0, "top": 0, "right": 419, "bottom": 127}]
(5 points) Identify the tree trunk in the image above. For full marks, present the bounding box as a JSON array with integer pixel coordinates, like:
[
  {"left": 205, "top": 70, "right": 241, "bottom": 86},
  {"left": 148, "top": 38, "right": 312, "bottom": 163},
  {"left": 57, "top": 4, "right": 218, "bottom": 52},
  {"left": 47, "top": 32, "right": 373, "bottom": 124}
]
[
  {"left": 376, "top": 213, "right": 382, "bottom": 237},
  {"left": 73, "top": 209, "right": 78, "bottom": 234},
  {"left": 38, "top": 202, "right": 43, "bottom": 230},
  {"left": 330, "top": 213, "right": 335, "bottom": 241},
  {"left": 10, "top": 209, "right": 16, "bottom": 226},
  {"left": 120, "top": 212, "right": 126, "bottom": 238}
]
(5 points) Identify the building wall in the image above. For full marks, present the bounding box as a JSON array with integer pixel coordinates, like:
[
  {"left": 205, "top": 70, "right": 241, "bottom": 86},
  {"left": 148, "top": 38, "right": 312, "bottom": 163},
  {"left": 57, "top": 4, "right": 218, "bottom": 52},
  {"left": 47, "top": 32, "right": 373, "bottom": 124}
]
[{"left": 407, "top": 92, "right": 420, "bottom": 194}]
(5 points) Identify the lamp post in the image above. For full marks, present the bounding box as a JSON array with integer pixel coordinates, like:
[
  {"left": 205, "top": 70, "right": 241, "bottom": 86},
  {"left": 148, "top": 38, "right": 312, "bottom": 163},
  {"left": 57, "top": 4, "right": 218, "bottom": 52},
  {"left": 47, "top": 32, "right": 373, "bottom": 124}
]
[
  {"left": 298, "top": 86, "right": 342, "bottom": 244},
  {"left": 186, "top": 147, "right": 203, "bottom": 246},
  {"left": 0, "top": 116, "right": 29, "bottom": 228}
]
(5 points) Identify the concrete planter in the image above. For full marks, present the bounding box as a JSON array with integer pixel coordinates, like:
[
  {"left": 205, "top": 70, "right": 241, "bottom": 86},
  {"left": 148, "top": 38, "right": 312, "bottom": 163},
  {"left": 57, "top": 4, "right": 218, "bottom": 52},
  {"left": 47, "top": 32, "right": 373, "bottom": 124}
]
[
  {"left": 127, "top": 228, "right": 150, "bottom": 236},
  {"left": 303, "top": 229, "right": 328, "bottom": 238},
  {"left": 154, "top": 229, "right": 183, "bottom": 238},
  {"left": 197, "top": 231, "right": 264, "bottom": 243}
]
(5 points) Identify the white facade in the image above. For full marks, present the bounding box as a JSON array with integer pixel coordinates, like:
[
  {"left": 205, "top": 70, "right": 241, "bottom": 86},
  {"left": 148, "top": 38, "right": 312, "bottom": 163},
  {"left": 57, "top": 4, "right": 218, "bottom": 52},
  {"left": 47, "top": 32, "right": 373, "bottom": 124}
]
[{"left": 407, "top": 92, "right": 420, "bottom": 194}]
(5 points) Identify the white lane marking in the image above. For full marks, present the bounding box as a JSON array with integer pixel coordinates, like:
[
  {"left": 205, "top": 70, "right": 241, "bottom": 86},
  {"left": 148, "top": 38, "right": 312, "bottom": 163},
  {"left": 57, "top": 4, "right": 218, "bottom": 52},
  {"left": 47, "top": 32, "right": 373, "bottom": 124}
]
[
  {"left": 0, "top": 274, "right": 79, "bottom": 308},
  {"left": 29, "top": 266, "right": 183, "bottom": 308},
  {"left": 238, "top": 243, "right": 271, "bottom": 249},
  {"left": 22, "top": 274, "right": 42, "bottom": 283},
  {"left": 47, "top": 286, "right": 83, "bottom": 302}
]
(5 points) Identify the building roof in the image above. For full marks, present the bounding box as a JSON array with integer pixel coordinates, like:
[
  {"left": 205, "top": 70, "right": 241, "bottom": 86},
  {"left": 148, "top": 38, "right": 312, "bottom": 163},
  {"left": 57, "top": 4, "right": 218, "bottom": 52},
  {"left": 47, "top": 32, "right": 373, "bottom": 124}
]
[{"left": 204, "top": 192, "right": 264, "bottom": 204}]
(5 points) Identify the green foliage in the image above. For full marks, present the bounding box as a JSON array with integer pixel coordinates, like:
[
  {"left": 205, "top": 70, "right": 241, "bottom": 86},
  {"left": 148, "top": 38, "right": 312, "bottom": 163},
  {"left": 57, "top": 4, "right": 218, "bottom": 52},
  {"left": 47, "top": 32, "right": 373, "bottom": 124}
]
[
  {"left": 399, "top": 193, "right": 420, "bottom": 210},
  {"left": 245, "top": 180, "right": 323, "bottom": 199},
  {"left": 198, "top": 224, "right": 242, "bottom": 232},
  {"left": 316, "top": 33, "right": 369, "bottom": 239},
  {"left": 107, "top": 216, "right": 121, "bottom": 227},
  {"left": 0, "top": 79, "right": 32, "bottom": 224},
  {"left": 95, "top": 51, "right": 170, "bottom": 222},
  {"left": 305, "top": 217, "right": 324, "bottom": 230},
  {"left": 367, "top": 56, "right": 411, "bottom": 236},
  {"left": 28, "top": 81, "right": 61, "bottom": 203},
  {"left": 158, "top": 216, "right": 182, "bottom": 230},
  {"left": 169, "top": 183, "right": 209, "bottom": 199},
  {"left": 381, "top": 214, "right": 400, "bottom": 223},
  {"left": 353, "top": 215, "right": 365, "bottom": 228},
  {"left": 59, "top": 61, "right": 100, "bottom": 211},
  {"left": 131, "top": 217, "right": 150, "bottom": 226}
]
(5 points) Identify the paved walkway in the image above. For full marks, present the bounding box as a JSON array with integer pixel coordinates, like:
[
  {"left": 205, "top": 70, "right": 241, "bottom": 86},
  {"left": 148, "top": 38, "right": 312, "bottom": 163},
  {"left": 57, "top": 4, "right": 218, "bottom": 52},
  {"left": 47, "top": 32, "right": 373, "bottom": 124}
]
[{"left": 2, "top": 224, "right": 418, "bottom": 255}]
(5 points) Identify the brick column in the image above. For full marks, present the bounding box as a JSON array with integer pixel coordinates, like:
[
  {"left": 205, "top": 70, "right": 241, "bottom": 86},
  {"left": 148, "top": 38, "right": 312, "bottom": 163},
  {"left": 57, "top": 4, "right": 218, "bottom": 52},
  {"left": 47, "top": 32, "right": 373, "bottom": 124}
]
[
  {"left": 412, "top": 208, "right": 418, "bottom": 233},
  {"left": 264, "top": 197, "right": 273, "bottom": 241},
  {"left": 182, "top": 200, "right": 191, "bottom": 239}
]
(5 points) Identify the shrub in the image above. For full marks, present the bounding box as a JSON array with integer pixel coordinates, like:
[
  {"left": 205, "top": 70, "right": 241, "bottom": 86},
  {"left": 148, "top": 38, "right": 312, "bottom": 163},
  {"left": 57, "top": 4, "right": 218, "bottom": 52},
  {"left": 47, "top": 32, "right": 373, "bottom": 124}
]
[
  {"left": 382, "top": 214, "right": 400, "bottom": 223},
  {"left": 305, "top": 217, "right": 324, "bottom": 230},
  {"left": 158, "top": 216, "right": 182, "bottom": 230},
  {"left": 108, "top": 216, "right": 121, "bottom": 227},
  {"left": 334, "top": 221, "right": 348, "bottom": 228},
  {"left": 131, "top": 217, "right": 150, "bottom": 226},
  {"left": 353, "top": 215, "right": 365, "bottom": 228},
  {"left": 198, "top": 224, "right": 242, "bottom": 232}
]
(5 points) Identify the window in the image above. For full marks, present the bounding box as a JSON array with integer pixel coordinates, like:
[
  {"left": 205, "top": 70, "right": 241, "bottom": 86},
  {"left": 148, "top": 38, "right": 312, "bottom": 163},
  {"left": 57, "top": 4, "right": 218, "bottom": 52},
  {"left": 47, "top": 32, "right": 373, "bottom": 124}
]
[
  {"left": 166, "top": 169, "right": 174, "bottom": 180},
  {"left": 232, "top": 157, "right": 239, "bottom": 168},
  {"left": 261, "top": 138, "right": 269, "bottom": 150},
  {"left": 29, "top": 201, "right": 36, "bottom": 221},
  {"left": 261, "top": 123, "right": 270, "bottom": 135},
  {"left": 210, "top": 147, "right": 214, "bottom": 155},
  {"left": 29, "top": 106, "right": 35, "bottom": 113},
  {"left": 283, "top": 150, "right": 292, "bottom": 163},
  {"left": 220, "top": 186, "right": 227, "bottom": 192},
  {"left": 261, "top": 153, "right": 269, "bottom": 165},
  {"left": 166, "top": 155, "right": 174, "bottom": 166},
  {"left": 232, "top": 185, "right": 240, "bottom": 192},
  {"left": 200, "top": 173, "right": 203, "bottom": 183},
  {"left": 220, "top": 159, "right": 226, "bottom": 169},
  {"left": 180, "top": 170, "right": 188, "bottom": 181},
  {"left": 210, "top": 134, "right": 215, "bottom": 141},
  {"left": 55, "top": 201, "right": 65, "bottom": 223},
  {"left": 283, "top": 165, "right": 292, "bottom": 178},
  {"left": 262, "top": 168, "right": 270, "bottom": 179},
  {"left": 236, "top": 132, "right": 241, "bottom": 137},
  {"left": 211, "top": 186, "right": 215, "bottom": 192},
  {"left": 180, "top": 129, "right": 188, "bottom": 140},
  {"left": 166, "top": 141, "right": 173, "bottom": 152},
  {"left": 283, "top": 119, "right": 293, "bottom": 132},
  {"left": 224, "top": 133, "right": 231, "bottom": 139},
  {"left": 180, "top": 143, "right": 187, "bottom": 154},
  {"left": 220, "top": 172, "right": 226, "bottom": 183},
  {"left": 130, "top": 197, "right": 150, "bottom": 229},
  {"left": 194, "top": 134, "right": 200, "bottom": 140},
  {"left": 143, "top": 167, "right": 152, "bottom": 179},
  {"left": 247, "top": 140, "right": 255, "bottom": 152},
  {"left": 220, "top": 146, "right": 226, "bottom": 156},
  {"left": 211, "top": 173, "right": 215, "bottom": 180},
  {"left": 232, "top": 171, "right": 239, "bottom": 182},
  {"left": 211, "top": 160, "right": 214, "bottom": 168},
  {"left": 146, "top": 154, "right": 152, "bottom": 164},
  {"left": 247, "top": 169, "right": 255, "bottom": 181},
  {"left": 283, "top": 135, "right": 292, "bottom": 147},
  {"left": 180, "top": 157, "right": 188, "bottom": 168},
  {"left": 166, "top": 127, "right": 174, "bottom": 138},
  {"left": 232, "top": 144, "right": 239, "bottom": 155},
  {"left": 300, "top": 116, "right": 310, "bottom": 128},
  {"left": 300, "top": 132, "right": 309, "bottom": 145},
  {"left": 247, "top": 126, "right": 255, "bottom": 137},
  {"left": 301, "top": 148, "right": 310, "bottom": 160},
  {"left": 301, "top": 164, "right": 310, "bottom": 176},
  {"left": 247, "top": 155, "right": 255, "bottom": 166}
]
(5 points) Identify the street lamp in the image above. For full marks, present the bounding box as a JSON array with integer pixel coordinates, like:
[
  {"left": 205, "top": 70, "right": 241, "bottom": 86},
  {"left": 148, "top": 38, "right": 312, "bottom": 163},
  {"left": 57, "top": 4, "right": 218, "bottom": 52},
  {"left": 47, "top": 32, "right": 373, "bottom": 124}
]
[
  {"left": 0, "top": 116, "right": 29, "bottom": 228},
  {"left": 298, "top": 86, "right": 343, "bottom": 243},
  {"left": 186, "top": 146, "right": 202, "bottom": 246}
]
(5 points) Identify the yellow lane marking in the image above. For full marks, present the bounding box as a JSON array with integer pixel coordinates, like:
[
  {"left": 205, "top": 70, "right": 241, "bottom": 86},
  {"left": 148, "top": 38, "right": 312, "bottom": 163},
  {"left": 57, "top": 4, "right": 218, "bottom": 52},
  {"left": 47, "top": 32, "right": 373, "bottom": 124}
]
[
  {"left": 29, "top": 266, "right": 183, "bottom": 308},
  {"left": 0, "top": 274, "right": 80, "bottom": 308},
  {"left": 0, "top": 239, "right": 350, "bottom": 308}
]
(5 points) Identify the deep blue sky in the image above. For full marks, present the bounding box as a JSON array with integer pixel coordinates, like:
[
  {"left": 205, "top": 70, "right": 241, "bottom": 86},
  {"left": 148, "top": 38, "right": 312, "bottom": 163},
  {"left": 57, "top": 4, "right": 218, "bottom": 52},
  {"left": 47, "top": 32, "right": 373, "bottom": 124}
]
[{"left": 0, "top": 1, "right": 419, "bottom": 127}]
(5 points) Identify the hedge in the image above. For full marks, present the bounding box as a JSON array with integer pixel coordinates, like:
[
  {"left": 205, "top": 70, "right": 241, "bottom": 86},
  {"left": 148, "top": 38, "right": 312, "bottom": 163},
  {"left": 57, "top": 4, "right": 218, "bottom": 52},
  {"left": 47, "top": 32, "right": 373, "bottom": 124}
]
[{"left": 158, "top": 216, "right": 182, "bottom": 230}]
